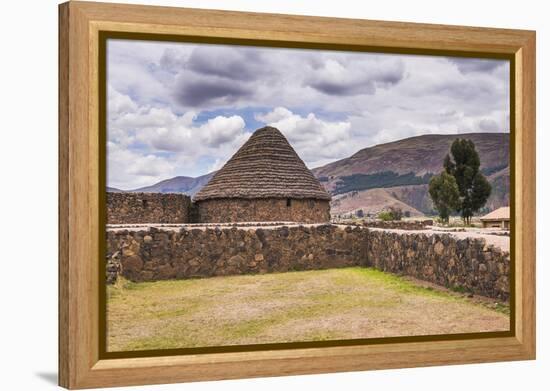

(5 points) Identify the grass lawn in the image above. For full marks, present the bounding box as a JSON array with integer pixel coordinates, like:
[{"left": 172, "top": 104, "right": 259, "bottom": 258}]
[{"left": 107, "top": 267, "right": 509, "bottom": 352}]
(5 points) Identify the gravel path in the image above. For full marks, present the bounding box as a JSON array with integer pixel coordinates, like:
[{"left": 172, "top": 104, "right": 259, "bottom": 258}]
[
  {"left": 107, "top": 223, "right": 510, "bottom": 252},
  {"left": 370, "top": 227, "right": 510, "bottom": 252}
]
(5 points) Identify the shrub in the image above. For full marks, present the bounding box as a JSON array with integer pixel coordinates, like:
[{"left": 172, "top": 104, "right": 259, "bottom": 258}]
[
  {"left": 378, "top": 207, "right": 403, "bottom": 221},
  {"left": 388, "top": 206, "right": 403, "bottom": 221},
  {"left": 378, "top": 211, "right": 393, "bottom": 221}
]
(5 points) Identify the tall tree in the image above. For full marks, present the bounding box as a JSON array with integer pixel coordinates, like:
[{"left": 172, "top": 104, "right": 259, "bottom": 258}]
[
  {"left": 429, "top": 172, "right": 460, "bottom": 223},
  {"left": 444, "top": 139, "right": 492, "bottom": 224}
]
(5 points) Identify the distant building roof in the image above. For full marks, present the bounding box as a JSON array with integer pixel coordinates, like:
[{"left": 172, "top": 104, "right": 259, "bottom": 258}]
[
  {"left": 194, "top": 126, "right": 331, "bottom": 202},
  {"left": 480, "top": 206, "right": 510, "bottom": 221}
]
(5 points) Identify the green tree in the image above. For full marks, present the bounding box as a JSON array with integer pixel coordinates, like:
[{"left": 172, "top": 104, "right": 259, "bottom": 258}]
[
  {"left": 443, "top": 139, "right": 492, "bottom": 224},
  {"left": 428, "top": 172, "right": 460, "bottom": 223}
]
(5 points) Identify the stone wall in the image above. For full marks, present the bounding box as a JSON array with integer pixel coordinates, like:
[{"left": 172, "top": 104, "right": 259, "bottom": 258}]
[
  {"left": 366, "top": 231, "right": 510, "bottom": 301},
  {"left": 107, "top": 225, "right": 367, "bottom": 282},
  {"left": 361, "top": 220, "right": 433, "bottom": 230},
  {"left": 106, "top": 225, "right": 510, "bottom": 300},
  {"left": 107, "top": 192, "right": 191, "bottom": 224},
  {"left": 197, "top": 198, "right": 331, "bottom": 223}
]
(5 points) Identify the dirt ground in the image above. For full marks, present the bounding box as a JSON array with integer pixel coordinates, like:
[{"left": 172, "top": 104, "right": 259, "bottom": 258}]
[
  {"left": 370, "top": 227, "right": 510, "bottom": 252},
  {"left": 107, "top": 267, "right": 509, "bottom": 352}
]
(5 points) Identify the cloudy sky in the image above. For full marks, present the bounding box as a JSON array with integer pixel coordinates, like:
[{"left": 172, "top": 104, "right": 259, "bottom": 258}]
[{"left": 107, "top": 39, "right": 509, "bottom": 190}]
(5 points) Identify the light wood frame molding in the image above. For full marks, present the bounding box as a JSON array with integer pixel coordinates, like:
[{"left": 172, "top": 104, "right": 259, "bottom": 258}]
[{"left": 59, "top": 1, "right": 536, "bottom": 389}]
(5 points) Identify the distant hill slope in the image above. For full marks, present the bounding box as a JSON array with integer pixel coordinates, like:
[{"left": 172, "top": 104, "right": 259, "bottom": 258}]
[
  {"left": 485, "top": 166, "right": 510, "bottom": 211},
  {"left": 312, "top": 133, "right": 509, "bottom": 217},
  {"left": 313, "top": 133, "right": 509, "bottom": 190},
  {"left": 331, "top": 187, "right": 425, "bottom": 218},
  {"left": 130, "top": 172, "right": 216, "bottom": 196}
]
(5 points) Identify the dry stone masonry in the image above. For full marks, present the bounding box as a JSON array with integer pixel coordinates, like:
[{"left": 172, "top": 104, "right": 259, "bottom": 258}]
[
  {"left": 107, "top": 225, "right": 368, "bottom": 282},
  {"left": 106, "top": 224, "right": 510, "bottom": 301},
  {"left": 107, "top": 192, "right": 191, "bottom": 224},
  {"left": 361, "top": 220, "right": 434, "bottom": 230},
  {"left": 197, "top": 198, "right": 331, "bottom": 223},
  {"left": 366, "top": 230, "right": 510, "bottom": 301}
]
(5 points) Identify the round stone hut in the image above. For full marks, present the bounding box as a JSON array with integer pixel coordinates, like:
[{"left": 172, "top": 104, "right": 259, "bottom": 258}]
[{"left": 193, "top": 126, "right": 331, "bottom": 223}]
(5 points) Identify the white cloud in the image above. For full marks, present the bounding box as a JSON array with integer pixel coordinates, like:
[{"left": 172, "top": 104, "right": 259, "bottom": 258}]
[
  {"left": 107, "top": 142, "right": 175, "bottom": 189},
  {"left": 200, "top": 115, "right": 246, "bottom": 147},
  {"left": 131, "top": 112, "right": 246, "bottom": 153},
  {"left": 306, "top": 56, "right": 405, "bottom": 96},
  {"left": 117, "top": 107, "right": 194, "bottom": 130},
  {"left": 107, "top": 87, "right": 250, "bottom": 189},
  {"left": 107, "top": 40, "right": 510, "bottom": 188},
  {"left": 256, "top": 107, "right": 354, "bottom": 167},
  {"left": 108, "top": 85, "right": 138, "bottom": 119},
  {"left": 255, "top": 107, "right": 293, "bottom": 124},
  {"left": 207, "top": 158, "right": 225, "bottom": 173}
]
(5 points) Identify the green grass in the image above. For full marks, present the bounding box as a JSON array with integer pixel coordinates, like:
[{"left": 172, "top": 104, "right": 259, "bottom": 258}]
[
  {"left": 449, "top": 284, "right": 470, "bottom": 294},
  {"left": 492, "top": 302, "right": 511, "bottom": 316},
  {"left": 107, "top": 267, "right": 509, "bottom": 352}
]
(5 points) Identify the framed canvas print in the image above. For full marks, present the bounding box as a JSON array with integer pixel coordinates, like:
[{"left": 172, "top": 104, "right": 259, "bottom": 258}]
[{"left": 59, "top": 1, "right": 536, "bottom": 389}]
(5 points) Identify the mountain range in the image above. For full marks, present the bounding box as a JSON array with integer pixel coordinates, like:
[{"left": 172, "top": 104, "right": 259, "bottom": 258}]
[
  {"left": 311, "top": 133, "right": 509, "bottom": 217},
  {"left": 130, "top": 172, "right": 216, "bottom": 196},
  {"left": 116, "top": 132, "right": 510, "bottom": 217}
]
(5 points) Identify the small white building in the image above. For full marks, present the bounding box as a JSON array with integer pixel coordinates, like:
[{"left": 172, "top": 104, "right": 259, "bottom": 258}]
[{"left": 480, "top": 206, "right": 510, "bottom": 229}]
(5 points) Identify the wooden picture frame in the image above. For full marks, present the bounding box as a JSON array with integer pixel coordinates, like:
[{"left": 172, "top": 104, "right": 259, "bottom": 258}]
[{"left": 59, "top": 1, "right": 536, "bottom": 389}]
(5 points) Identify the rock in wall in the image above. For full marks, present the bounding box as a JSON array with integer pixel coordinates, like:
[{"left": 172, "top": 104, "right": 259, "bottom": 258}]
[
  {"left": 106, "top": 225, "right": 367, "bottom": 282},
  {"left": 106, "top": 225, "right": 510, "bottom": 301},
  {"left": 361, "top": 220, "right": 433, "bottom": 230},
  {"left": 107, "top": 192, "right": 191, "bottom": 224},
  {"left": 366, "top": 230, "right": 510, "bottom": 301},
  {"left": 196, "top": 198, "right": 331, "bottom": 223}
]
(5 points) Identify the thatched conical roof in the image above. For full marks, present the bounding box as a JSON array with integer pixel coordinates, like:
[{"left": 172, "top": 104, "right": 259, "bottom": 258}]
[{"left": 194, "top": 126, "right": 331, "bottom": 201}]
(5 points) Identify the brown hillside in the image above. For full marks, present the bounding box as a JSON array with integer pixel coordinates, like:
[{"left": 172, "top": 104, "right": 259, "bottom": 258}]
[
  {"left": 331, "top": 188, "right": 424, "bottom": 218},
  {"left": 312, "top": 133, "right": 509, "bottom": 215},
  {"left": 130, "top": 172, "right": 215, "bottom": 196},
  {"left": 312, "top": 133, "right": 509, "bottom": 192},
  {"left": 485, "top": 166, "right": 510, "bottom": 211}
]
